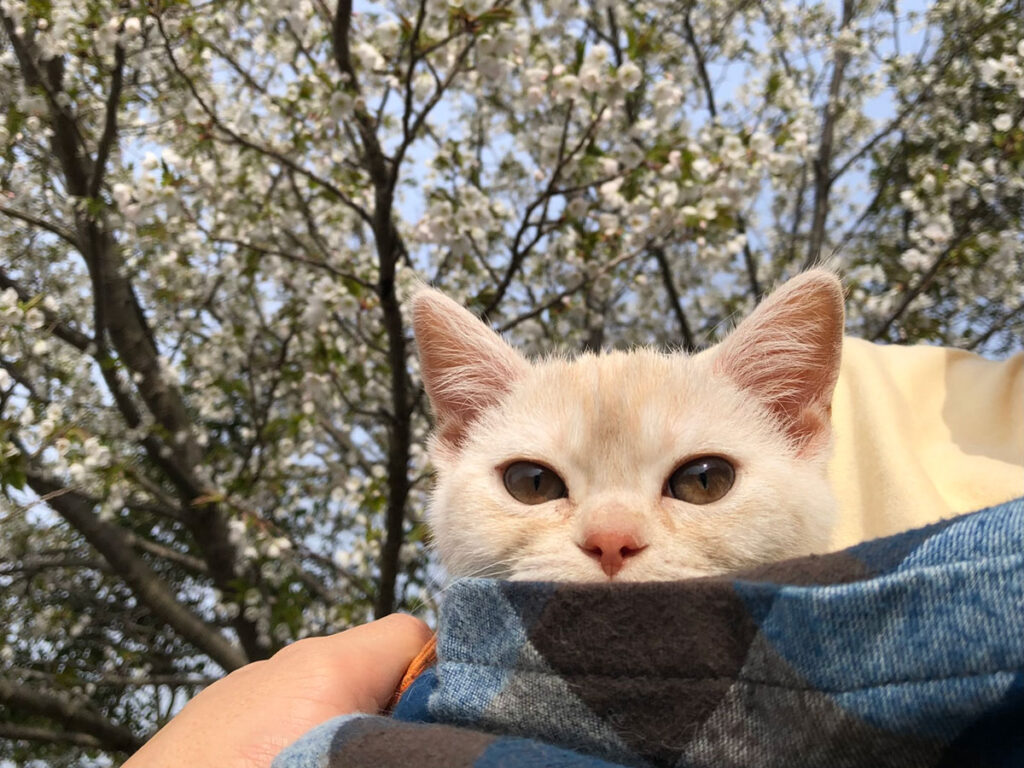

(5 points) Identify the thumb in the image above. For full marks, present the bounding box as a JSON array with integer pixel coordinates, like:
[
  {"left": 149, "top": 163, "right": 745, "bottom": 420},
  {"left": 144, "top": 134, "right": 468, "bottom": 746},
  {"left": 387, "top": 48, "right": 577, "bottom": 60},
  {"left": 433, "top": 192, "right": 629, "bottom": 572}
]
[{"left": 308, "top": 613, "right": 434, "bottom": 713}]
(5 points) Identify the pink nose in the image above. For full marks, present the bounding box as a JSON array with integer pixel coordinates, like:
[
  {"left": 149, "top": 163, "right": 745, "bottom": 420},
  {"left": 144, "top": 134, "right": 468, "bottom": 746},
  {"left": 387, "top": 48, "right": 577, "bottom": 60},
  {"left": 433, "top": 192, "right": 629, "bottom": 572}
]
[{"left": 580, "top": 532, "right": 647, "bottom": 577}]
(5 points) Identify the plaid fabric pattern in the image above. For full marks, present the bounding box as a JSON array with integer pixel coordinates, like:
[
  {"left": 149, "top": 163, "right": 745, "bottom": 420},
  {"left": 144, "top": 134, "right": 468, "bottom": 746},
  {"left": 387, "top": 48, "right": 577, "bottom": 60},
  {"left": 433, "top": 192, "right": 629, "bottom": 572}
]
[{"left": 274, "top": 496, "right": 1024, "bottom": 768}]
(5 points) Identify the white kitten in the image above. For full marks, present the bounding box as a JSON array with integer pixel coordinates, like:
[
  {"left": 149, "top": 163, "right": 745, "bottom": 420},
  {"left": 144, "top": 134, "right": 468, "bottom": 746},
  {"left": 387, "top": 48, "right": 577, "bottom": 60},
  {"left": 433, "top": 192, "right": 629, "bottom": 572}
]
[{"left": 412, "top": 269, "right": 844, "bottom": 582}]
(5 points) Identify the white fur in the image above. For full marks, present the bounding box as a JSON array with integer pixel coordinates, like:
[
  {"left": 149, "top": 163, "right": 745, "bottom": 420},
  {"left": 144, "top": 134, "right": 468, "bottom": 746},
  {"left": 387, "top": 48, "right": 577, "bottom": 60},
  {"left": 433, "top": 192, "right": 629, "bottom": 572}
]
[{"left": 413, "top": 270, "right": 844, "bottom": 582}]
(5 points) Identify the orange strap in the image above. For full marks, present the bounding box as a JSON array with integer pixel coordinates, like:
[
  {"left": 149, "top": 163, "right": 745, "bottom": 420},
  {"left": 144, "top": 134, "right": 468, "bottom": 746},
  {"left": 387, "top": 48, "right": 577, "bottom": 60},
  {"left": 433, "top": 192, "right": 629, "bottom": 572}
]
[{"left": 388, "top": 633, "right": 437, "bottom": 711}]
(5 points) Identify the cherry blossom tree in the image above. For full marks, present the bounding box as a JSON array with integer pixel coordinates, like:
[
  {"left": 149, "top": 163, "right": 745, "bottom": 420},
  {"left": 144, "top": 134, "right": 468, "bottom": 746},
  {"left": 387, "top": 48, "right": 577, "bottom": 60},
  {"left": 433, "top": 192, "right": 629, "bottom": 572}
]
[{"left": 0, "top": 0, "right": 1021, "bottom": 762}]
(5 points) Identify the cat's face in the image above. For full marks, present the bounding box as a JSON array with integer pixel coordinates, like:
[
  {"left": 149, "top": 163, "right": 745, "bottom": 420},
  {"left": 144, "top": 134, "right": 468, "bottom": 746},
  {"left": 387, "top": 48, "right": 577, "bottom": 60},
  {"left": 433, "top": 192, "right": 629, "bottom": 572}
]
[{"left": 413, "top": 270, "right": 844, "bottom": 582}]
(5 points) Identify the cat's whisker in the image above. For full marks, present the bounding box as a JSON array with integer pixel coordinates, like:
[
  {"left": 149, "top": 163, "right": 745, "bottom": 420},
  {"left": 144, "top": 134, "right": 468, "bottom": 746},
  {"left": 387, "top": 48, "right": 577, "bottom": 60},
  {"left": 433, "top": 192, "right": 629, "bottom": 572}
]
[
  {"left": 400, "top": 583, "right": 442, "bottom": 619},
  {"left": 444, "top": 558, "right": 516, "bottom": 582}
]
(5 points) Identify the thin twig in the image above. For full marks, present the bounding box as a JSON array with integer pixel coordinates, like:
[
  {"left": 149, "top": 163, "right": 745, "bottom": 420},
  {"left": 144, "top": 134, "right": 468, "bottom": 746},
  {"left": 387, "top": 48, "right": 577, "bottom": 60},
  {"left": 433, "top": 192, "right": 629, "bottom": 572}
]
[{"left": 651, "top": 245, "right": 696, "bottom": 351}]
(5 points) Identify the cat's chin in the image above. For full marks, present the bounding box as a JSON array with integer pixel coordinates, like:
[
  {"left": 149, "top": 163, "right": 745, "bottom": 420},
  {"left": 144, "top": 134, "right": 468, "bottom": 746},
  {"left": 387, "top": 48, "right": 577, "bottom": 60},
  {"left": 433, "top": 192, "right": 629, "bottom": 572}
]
[{"left": 505, "top": 563, "right": 714, "bottom": 583}]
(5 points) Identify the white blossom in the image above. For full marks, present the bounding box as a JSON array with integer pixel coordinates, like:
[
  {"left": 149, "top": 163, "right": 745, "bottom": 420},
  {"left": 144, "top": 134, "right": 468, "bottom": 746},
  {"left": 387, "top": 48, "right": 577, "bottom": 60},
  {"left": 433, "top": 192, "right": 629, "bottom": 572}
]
[{"left": 618, "top": 61, "right": 642, "bottom": 90}]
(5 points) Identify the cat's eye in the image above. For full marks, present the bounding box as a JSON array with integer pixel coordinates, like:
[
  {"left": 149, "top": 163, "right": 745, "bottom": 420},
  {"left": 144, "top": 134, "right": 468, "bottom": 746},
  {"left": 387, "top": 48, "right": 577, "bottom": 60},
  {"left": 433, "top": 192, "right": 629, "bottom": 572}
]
[
  {"left": 503, "top": 461, "right": 567, "bottom": 505},
  {"left": 666, "top": 456, "right": 735, "bottom": 504}
]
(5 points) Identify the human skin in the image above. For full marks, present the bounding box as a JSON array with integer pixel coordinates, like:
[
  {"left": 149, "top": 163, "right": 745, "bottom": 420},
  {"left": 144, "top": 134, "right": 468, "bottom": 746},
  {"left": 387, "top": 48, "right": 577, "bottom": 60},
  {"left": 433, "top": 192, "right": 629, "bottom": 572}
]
[{"left": 123, "top": 613, "right": 433, "bottom": 768}]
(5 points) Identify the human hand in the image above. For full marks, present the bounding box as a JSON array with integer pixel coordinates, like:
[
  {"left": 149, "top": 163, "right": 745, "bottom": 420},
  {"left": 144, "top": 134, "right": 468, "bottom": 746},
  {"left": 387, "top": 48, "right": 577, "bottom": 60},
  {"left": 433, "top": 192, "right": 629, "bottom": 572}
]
[{"left": 123, "top": 613, "right": 432, "bottom": 768}]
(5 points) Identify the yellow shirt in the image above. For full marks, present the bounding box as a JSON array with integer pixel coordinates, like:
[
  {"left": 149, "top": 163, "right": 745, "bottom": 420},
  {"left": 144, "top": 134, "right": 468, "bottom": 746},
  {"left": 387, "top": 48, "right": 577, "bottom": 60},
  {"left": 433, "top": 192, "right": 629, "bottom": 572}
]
[{"left": 828, "top": 338, "right": 1024, "bottom": 549}]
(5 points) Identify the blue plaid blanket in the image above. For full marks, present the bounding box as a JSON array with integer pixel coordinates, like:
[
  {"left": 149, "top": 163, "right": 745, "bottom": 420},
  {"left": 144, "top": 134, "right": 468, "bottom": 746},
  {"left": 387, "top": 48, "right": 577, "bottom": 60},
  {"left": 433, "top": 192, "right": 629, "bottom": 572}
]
[{"left": 275, "top": 497, "right": 1024, "bottom": 767}]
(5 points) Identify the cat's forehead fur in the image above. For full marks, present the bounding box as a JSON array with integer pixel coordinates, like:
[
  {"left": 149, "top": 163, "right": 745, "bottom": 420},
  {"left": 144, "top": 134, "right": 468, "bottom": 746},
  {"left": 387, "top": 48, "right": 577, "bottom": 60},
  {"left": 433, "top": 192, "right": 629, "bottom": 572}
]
[{"left": 449, "top": 348, "right": 779, "bottom": 483}]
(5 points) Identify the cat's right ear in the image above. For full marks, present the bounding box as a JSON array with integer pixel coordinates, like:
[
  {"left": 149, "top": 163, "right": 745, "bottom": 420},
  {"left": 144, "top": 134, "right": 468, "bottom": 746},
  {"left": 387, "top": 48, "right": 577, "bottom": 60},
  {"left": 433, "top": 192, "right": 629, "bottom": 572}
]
[
  {"left": 411, "top": 288, "right": 529, "bottom": 450},
  {"left": 711, "top": 269, "right": 844, "bottom": 457}
]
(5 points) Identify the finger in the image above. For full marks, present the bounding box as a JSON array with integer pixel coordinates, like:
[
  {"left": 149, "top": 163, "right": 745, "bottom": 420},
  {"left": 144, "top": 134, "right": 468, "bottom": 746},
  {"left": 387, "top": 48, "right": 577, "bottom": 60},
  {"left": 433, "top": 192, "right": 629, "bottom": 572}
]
[
  {"left": 278, "top": 613, "right": 433, "bottom": 714},
  {"left": 336, "top": 613, "right": 434, "bottom": 711}
]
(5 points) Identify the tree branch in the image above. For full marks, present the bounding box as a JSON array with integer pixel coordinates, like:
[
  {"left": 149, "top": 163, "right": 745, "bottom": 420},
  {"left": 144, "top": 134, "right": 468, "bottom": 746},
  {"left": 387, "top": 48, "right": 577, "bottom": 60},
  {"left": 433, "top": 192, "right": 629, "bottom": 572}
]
[
  {"left": 332, "top": 0, "right": 421, "bottom": 617},
  {"left": 652, "top": 246, "right": 696, "bottom": 351},
  {"left": 89, "top": 42, "right": 126, "bottom": 199},
  {"left": 0, "top": 204, "right": 79, "bottom": 247},
  {"left": 94, "top": 673, "right": 218, "bottom": 687},
  {"left": 154, "top": 11, "right": 372, "bottom": 227},
  {"left": 0, "top": 677, "right": 144, "bottom": 754},
  {"left": 967, "top": 298, "right": 1024, "bottom": 352},
  {"left": 23, "top": 469, "right": 248, "bottom": 671},
  {"left": 7, "top": 15, "right": 273, "bottom": 660},
  {"left": 482, "top": 105, "right": 606, "bottom": 317},
  {"left": 497, "top": 241, "right": 650, "bottom": 333},
  {"left": 681, "top": 10, "right": 761, "bottom": 299},
  {"left": 0, "top": 552, "right": 111, "bottom": 575},
  {"left": 682, "top": 10, "right": 717, "bottom": 116},
  {"left": 0, "top": 15, "right": 89, "bottom": 184},
  {"left": 870, "top": 225, "right": 978, "bottom": 341},
  {"left": 127, "top": 534, "right": 209, "bottom": 575},
  {"left": 804, "top": 0, "right": 856, "bottom": 268},
  {"left": 0, "top": 723, "right": 103, "bottom": 750},
  {"left": 0, "top": 268, "right": 94, "bottom": 351}
]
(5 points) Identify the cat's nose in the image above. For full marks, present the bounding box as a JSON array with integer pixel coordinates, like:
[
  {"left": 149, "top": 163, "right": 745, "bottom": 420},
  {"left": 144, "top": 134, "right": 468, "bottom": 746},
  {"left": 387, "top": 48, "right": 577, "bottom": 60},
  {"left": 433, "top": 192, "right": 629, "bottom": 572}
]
[{"left": 580, "top": 532, "right": 647, "bottom": 577}]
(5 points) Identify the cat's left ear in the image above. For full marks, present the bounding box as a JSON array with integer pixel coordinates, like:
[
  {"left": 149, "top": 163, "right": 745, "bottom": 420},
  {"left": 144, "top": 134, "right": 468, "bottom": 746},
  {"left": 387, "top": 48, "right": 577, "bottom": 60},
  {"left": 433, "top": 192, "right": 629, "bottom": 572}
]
[
  {"left": 712, "top": 269, "right": 844, "bottom": 456},
  {"left": 411, "top": 287, "right": 529, "bottom": 451}
]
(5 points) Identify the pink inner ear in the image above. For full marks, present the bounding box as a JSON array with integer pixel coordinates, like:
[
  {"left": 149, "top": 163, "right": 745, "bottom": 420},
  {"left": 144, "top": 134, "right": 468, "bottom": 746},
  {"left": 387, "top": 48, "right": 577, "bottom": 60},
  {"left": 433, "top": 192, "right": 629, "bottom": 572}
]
[
  {"left": 412, "top": 288, "right": 528, "bottom": 450},
  {"left": 713, "top": 270, "right": 844, "bottom": 454},
  {"left": 789, "top": 405, "right": 831, "bottom": 457}
]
